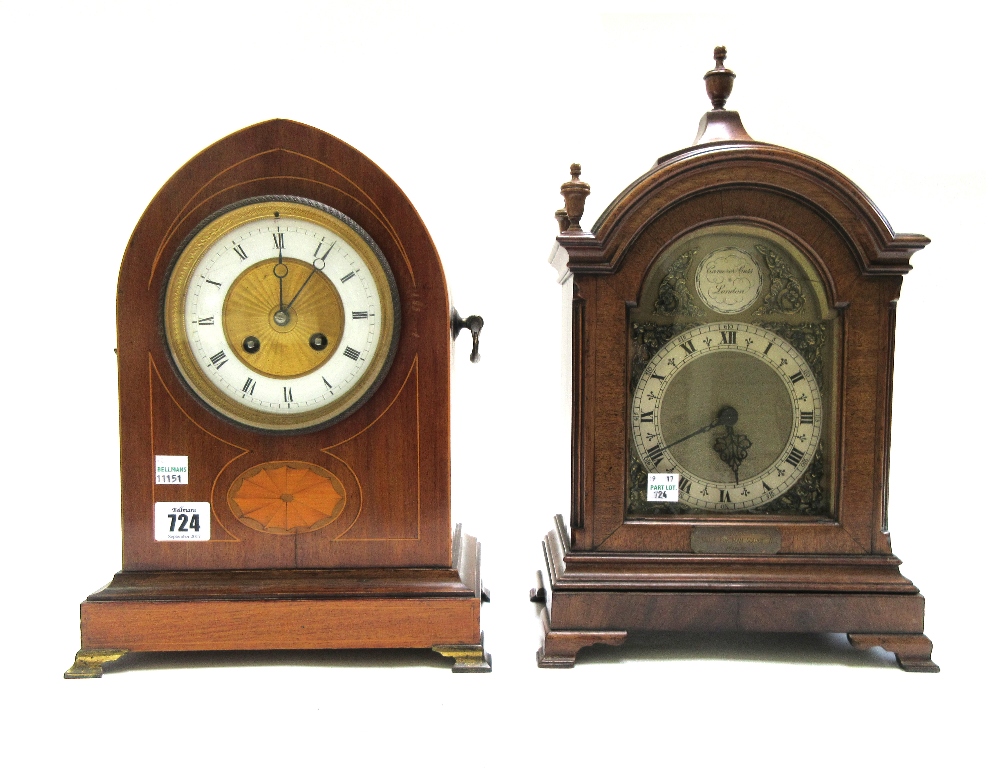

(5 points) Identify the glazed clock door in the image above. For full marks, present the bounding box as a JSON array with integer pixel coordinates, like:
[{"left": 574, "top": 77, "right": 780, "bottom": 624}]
[
  {"left": 563, "top": 155, "right": 913, "bottom": 558},
  {"left": 627, "top": 223, "right": 835, "bottom": 520}
]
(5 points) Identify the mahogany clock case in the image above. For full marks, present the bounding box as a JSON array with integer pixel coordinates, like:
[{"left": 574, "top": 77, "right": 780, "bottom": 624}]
[
  {"left": 533, "top": 52, "right": 935, "bottom": 671},
  {"left": 67, "top": 119, "right": 489, "bottom": 676}
]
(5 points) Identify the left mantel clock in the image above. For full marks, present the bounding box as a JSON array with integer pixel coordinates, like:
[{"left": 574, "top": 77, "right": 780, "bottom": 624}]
[{"left": 66, "top": 119, "right": 491, "bottom": 677}]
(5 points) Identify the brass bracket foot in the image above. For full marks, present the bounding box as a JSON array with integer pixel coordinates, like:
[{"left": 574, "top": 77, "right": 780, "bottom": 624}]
[
  {"left": 432, "top": 632, "right": 492, "bottom": 673},
  {"left": 64, "top": 649, "right": 129, "bottom": 679}
]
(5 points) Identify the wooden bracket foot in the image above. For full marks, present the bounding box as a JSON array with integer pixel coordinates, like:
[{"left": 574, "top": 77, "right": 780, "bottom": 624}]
[
  {"left": 848, "top": 633, "right": 939, "bottom": 672},
  {"left": 536, "top": 610, "right": 627, "bottom": 668}
]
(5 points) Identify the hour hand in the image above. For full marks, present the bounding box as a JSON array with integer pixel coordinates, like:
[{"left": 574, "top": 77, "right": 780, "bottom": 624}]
[
  {"left": 714, "top": 427, "right": 752, "bottom": 483},
  {"left": 664, "top": 406, "right": 739, "bottom": 449},
  {"left": 273, "top": 246, "right": 289, "bottom": 324}
]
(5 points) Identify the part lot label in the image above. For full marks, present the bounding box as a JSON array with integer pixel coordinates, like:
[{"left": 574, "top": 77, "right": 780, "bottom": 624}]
[{"left": 647, "top": 473, "right": 680, "bottom": 502}]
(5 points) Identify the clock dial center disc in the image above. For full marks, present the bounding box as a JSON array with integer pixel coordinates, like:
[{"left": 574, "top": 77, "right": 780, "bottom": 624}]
[
  {"left": 222, "top": 258, "right": 345, "bottom": 380},
  {"left": 661, "top": 351, "right": 793, "bottom": 483}
]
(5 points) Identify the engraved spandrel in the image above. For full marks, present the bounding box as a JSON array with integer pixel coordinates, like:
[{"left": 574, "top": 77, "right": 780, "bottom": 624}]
[
  {"left": 654, "top": 249, "right": 703, "bottom": 318},
  {"left": 748, "top": 441, "right": 826, "bottom": 515},
  {"left": 630, "top": 322, "right": 697, "bottom": 393},
  {"left": 757, "top": 321, "right": 827, "bottom": 385},
  {"left": 756, "top": 243, "right": 805, "bottom": 315}
]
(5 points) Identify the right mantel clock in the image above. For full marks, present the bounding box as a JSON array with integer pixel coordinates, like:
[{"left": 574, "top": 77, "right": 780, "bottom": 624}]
[{"left": 531, "top": 48, "right": 937, "bottom": 671}]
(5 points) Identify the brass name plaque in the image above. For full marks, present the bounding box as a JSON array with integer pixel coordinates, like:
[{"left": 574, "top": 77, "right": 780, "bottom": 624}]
[{"left": 691, "top": 526, "right": 782, "bottom": 554}]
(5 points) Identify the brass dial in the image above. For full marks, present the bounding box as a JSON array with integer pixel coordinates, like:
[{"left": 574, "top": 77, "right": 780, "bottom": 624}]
[{"left": 631, "top": 322, "right": 823, "bottom": 512}]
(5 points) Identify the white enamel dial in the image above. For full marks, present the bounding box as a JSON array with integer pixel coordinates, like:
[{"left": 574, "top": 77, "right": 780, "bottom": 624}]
[
  {"left": 631, "top": 322, "right": 822, "bottom": 511},
  {"left": 164, "top": 197, "right": 399, "bottom": 432}
]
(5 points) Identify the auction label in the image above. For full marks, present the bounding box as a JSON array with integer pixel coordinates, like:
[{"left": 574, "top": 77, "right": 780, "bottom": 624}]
[
  {"left": 155, "top": 455, "right": 189, "bottom": 485},
  {"left": 647, "top": 473, "right": 679, "bottom": 502},
  {"left": 154, "top": 502, "right": 210, "bottom": 541}
]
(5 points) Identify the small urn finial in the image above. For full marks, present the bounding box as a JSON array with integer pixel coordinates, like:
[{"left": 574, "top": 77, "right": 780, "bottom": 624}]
[
  {"left": 689, "top": 46, "right": 754, "bottom": 145},
  {"left": 704, "top": 45, "right": 735, "bottom": 110},
  {"left": 558, "top": 163, "right": 590, "bottom": 234}
]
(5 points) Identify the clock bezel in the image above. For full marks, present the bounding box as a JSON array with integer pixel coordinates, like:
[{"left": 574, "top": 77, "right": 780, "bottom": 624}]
[{"left": 161, "top": 194, "right": 401, "bottom": 434}]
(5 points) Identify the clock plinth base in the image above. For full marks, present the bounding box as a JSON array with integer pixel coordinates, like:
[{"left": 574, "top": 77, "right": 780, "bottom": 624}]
[
  {"left": 535, "top": 517, "right": 935, "bottom": 671},
  {"left": 69, "top": 529, "right": 489, "bottom": 675}
]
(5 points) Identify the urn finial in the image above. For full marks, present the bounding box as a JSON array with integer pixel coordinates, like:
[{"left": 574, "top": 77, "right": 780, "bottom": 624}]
[
  {"left": 689, "top": 46, "right": 754, "bottom": 145},
  {"left": 704, "top": 45, "right": 736, "bottom": 110},
  {"left": 558, "top": 163, "right": 590, "bottom": 234}
]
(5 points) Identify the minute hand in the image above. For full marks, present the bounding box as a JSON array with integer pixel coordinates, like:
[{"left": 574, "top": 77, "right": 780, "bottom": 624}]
[
  {"left": 284, "top": 267, "right": 318, "bottom": 312},
  {"left": 663, "top": 406, "right": 738, "bottom": 449},
  {"left": 283, "top": 256, "right": 326, "bottom": 313}
]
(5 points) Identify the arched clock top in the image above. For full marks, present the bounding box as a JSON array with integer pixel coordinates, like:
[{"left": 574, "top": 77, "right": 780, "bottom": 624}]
[
  {"left": 554, "top": 146, "right": 929, "bottom": 283},
  {"left": 118, "top": 118, "right": 454, "bottom": 442},
  {"left": 632, "top": 219, "right": 838, "bottom": 323},
  {"left": 552, "top": 47, "right": 929, "bottom": 282},
  {"left": 122, "top": 118, "right": 449, "bottom": 298}
]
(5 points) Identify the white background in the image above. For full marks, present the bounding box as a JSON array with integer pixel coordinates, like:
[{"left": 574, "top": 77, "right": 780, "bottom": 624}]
[{"left": 4, "top": 2, "right": 995, "bottom": 776}]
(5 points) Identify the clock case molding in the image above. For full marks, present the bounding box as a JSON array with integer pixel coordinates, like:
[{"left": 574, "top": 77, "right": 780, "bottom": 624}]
[
  {"left": 67, "top": 119, "right": 490, "bottom": 676},
  {"left": 532, "top": 51, "right": 935, "bottom": 671}
]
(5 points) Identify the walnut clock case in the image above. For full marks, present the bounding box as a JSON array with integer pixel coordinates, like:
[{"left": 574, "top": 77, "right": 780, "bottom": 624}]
[
  {"left": 531, "top": 49, "right": 936, "bottom": 672},
  {"left": 67, "top": 119, "right": 490, "bottom": 677}
]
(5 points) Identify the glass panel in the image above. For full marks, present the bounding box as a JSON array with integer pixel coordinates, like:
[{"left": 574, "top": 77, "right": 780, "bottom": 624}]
[{"left": 626, "top": 223, "right": 838, "bottom": 519}]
